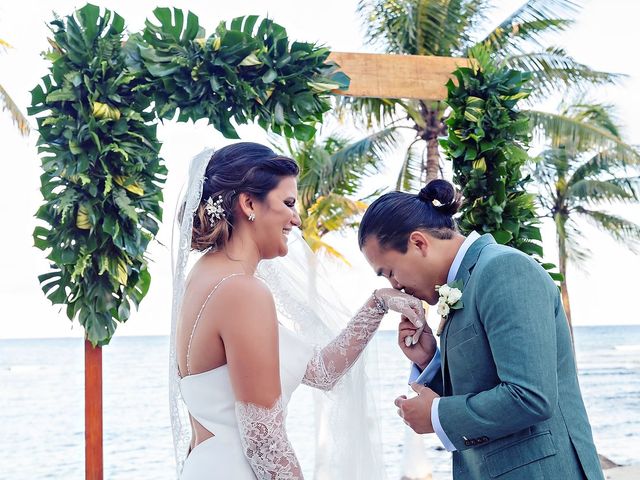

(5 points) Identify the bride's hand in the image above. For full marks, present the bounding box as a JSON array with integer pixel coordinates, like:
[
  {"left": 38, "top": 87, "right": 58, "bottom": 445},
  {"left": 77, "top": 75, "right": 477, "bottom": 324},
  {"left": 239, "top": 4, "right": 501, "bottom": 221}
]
[
  {"left": 374, "top": 288, "right": 425, "bottom": 328},
  {"left": 398, "top": 316, "right": 437, "bottom": 369}
]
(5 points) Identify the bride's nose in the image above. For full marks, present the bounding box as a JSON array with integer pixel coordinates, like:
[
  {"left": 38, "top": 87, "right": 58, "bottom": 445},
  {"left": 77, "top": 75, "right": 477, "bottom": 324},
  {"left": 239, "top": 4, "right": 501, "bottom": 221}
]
[{"left": 291, "top": 209, "right": 301, "bottom": 227}]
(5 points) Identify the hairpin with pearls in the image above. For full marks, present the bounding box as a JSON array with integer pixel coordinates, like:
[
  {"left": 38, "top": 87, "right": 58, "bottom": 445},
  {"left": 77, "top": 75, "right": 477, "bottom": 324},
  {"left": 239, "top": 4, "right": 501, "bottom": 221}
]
[{"left": 204, "top": 195, "right": 225, "bottom": 225}]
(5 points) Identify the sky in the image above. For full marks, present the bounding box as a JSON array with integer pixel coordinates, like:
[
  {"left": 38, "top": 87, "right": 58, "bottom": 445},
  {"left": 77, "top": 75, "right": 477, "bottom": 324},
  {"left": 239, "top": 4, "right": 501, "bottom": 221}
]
[{"left": 1, "top": 0, "right": 639, "bottom": 339}]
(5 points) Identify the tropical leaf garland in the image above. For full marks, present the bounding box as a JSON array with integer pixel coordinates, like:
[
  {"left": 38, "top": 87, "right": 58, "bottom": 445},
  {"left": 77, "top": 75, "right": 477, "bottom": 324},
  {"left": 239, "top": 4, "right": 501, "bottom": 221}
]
[
  {"left": 124, "top": 9, "right": 349, "bottom": 140},
  {"left": 442, "top": 45, "right": 561, "bottom": 281},
  {"left": 29, "top": 4, "right": 161, "bottom": 345},
  {"left": 30, "top": 4, "right": 349, "bottom": 344}
]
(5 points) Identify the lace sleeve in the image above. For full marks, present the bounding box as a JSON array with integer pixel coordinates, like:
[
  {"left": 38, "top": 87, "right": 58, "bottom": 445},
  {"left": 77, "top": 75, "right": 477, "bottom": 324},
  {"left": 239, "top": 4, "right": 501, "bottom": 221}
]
[
  {"left": 235, "top": 396, "right": 304, "bottom": 479},
  {"left": 301, "top": 296, "right": 384, "bottom": 391}
]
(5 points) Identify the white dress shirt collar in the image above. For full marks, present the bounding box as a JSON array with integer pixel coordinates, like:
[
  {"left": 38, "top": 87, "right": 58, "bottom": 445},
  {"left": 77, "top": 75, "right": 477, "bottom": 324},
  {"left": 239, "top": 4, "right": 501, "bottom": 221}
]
[{"left": 447, "top": 231, "right": 481, "bottom": 284}]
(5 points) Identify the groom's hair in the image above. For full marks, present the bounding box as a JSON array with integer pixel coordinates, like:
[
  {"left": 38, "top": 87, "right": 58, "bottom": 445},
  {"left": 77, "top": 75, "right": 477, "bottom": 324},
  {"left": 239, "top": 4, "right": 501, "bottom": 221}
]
[
  {"left": 189, "top": 142, "right": 299, "bottom": 252},
  {"left": 358, "top": 179, "right": 462, "bottom": 253}
]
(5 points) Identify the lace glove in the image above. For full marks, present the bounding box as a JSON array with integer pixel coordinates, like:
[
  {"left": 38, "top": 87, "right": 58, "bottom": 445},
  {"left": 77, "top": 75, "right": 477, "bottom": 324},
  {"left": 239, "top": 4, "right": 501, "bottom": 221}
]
[
  {"left": 375, "top": 288, "right": 428, "bottom": 347},
  {"left": 235, "top": 396, "right": 304, "bottom": 479},
  {"left": 302, "top": 289, "right": 425, "bottom": 390}
]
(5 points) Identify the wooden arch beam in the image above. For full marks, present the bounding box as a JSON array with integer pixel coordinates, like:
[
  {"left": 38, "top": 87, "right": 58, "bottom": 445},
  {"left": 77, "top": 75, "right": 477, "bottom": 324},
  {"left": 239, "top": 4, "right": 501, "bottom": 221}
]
[{"left": 328, "top": 52, "right": 470, "bottom": 100}]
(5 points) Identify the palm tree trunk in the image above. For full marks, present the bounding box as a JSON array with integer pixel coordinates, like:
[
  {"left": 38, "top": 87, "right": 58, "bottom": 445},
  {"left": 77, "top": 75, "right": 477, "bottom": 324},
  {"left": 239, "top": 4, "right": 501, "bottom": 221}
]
[
  {"left": 425, "top": 137, "right": 440, "bottom": 182},
  {"left": 422, "top": 103, "right": 445, "bottom": 182},
  {"left": 557, "top": 221, "right": 574, "bottom": 340}
]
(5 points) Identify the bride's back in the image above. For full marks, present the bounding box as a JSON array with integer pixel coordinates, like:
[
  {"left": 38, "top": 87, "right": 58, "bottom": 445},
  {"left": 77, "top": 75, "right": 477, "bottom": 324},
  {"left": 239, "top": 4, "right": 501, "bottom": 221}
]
[{"left": 176, "top": 254, "right": 242, "bottom": 378}]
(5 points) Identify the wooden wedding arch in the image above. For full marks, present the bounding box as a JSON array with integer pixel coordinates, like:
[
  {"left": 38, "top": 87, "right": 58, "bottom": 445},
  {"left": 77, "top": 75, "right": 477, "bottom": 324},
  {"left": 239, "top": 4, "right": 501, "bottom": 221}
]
[{"left": 31, "top": 6, "right": 469, "bottom": 479}]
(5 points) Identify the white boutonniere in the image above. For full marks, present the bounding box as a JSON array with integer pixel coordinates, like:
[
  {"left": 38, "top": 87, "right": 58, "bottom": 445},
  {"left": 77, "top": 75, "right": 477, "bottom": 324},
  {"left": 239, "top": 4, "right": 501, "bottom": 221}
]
[{"left": 435, "top": 280, "right": 464, "bottom": 336}]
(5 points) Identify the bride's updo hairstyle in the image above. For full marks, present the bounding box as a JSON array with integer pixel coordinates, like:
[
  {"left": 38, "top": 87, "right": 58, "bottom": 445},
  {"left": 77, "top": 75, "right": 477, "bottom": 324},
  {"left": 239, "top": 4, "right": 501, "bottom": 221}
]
[
  {"left": 188, "top": 142, "right": 299, "bottom": 252},
  {"left": 358, "top": 179, "right": 462, "bottom": 253}
]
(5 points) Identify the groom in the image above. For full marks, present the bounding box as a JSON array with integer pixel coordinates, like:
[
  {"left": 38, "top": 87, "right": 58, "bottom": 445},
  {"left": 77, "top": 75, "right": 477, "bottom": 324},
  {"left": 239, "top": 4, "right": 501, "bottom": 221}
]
[{"left": 358, "top": 185, "right": 603, "bottom": 479}]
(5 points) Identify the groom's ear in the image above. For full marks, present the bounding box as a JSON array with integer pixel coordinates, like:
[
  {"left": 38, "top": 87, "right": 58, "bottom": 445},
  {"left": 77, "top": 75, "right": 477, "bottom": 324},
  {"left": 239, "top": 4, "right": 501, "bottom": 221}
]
[{"left": 408, "top": 231, "right": 430, "bottom": 256}]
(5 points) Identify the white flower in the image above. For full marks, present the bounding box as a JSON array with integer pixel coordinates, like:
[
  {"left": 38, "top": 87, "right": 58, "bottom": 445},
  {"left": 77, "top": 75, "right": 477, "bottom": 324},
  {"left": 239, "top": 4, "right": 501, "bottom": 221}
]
[
  {"left": 438, "top": 284, "right": 451, "bottom": 299},
  {"left": 447, "top": 287, "right": 462, "bottom": 305},
  {"left": 437, "top": 301, "right": 450, "bottom": 317},
  {"left": 435, "top": 281, "right": 464, "bottom": 336}
]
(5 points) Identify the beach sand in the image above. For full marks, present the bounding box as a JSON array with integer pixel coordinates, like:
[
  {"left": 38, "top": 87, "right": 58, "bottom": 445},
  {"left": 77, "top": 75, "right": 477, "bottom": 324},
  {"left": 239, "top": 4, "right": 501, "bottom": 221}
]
[{"left": 604, "top": 465, "right": 640, "bottom": 480}]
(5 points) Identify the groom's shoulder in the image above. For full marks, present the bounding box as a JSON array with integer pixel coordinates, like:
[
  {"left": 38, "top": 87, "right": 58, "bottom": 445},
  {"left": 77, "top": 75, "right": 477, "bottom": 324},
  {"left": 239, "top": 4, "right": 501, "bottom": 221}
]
[{"left": 476, "top": 243, "right": 544, "bottom": 278}]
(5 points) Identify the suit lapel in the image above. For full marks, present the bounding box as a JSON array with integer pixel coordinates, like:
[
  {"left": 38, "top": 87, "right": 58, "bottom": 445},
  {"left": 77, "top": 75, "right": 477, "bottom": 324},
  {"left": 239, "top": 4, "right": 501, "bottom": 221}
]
[{"left": 440, "top": 234, "right": 496, "bottom": 394}]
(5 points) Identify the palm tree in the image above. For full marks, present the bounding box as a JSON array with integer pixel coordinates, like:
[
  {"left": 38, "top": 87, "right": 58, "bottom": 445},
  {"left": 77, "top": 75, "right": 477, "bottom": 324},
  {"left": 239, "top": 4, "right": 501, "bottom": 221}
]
[
  {"left": 345, "top": 0, "right": 618, "bottom": 190},
  {"left": 530, "top": 101, "right": 640, "bottom": 331},
  {"left": 277, "top": 126, "right": 400, "bottom": 263},
  {"left": 0, "top": 38, "right": 30, "bottom": 136}
]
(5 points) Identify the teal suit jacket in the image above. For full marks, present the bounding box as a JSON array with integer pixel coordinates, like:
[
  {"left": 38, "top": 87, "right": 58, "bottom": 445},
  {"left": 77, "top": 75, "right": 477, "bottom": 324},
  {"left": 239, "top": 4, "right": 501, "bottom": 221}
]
[{"left": 424, "top": 234, "right": 603, "bottom": 479}]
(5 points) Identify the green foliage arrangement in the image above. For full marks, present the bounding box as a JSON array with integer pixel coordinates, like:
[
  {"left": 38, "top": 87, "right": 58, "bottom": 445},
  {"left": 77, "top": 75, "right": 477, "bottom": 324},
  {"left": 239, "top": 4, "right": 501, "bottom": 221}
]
[
  {"left": 442, "top": 46, "right": 560, "bottom": 280},
  {"left": 125, "top": 10, "right": 349, "bottom": 140},
  {"left": 30, "top": 5, "right": 161, "bottom": 345},
  {"left": 30, "top": 4, "right": 349, "bottom": 345}
]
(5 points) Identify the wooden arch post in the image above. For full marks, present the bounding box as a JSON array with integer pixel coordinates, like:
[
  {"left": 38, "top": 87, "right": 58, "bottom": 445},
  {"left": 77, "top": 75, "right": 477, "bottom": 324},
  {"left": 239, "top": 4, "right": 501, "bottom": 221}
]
[{"left": 85, "top": 341, "right": 103, "bottom": 480}]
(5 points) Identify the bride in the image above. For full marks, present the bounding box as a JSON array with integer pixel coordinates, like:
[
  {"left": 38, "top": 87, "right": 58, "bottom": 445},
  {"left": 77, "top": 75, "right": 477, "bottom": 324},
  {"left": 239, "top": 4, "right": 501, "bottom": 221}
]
[{"left": 170, "top": 142, "right": 425, "bottom": 479}]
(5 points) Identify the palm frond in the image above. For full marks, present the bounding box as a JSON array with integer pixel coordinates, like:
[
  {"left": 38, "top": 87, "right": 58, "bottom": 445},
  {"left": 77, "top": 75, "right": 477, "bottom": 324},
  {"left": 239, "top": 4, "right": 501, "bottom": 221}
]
[
  {"left": 301, "top": 229, "right": 351, "bottom": 264},
  {"left": 557, "top": 215, "right": 592, "bottom": 264},
  {"left": 358, "top": 0, "right": 486, "bottom": 56},
  {"left": 529, "top": 110, "right": 640, "bottom": 163},
  {"left": 419, "top": 0, "right": 488, "bottom": 56},
  {"left": 308, "top": 194, "right": 367, "bottom": 231},
  {"left": 397, "top": 139, "right": 423, "bottom": 191},
  {"left": 299, "top": 127, "right": 399, "bottom": 201},
  {"left": 333, "top": 96, "right": 404, "bottom": 129},
  {"left": 574, "top": 207, "right": 640, "bottom": 253},
  {"left": 286, "top": 126, "right": 397, "bottom": 223},
  {"left": 503, "top": 48, "right": 621, "bottom": 102},
  {"left": 568, "top": 178, "right": 640, "bottom": 204},
  {"left": 302, "top": 193, "right": 368, "bottom": 262},
  {"left": 569, "top": 151, "right": 640, "bottom": 185},
  {"left": 0, "top": 84, "right": 30, "bottom": 136},
  {"left": 357, "top": 0, "right": 419, "bottom": 54},
  {"left": 480, "top": 18, "right": 572, "bottom": 53},
  {"left": 479, "top": 0, "right": 579, "bottom": 53},
  {"left": 330, "top": 127, "right": 401, "bottom": 193},
  {"left": 296, "top": 144, "right": 332, "bottom": 208},
  {"left": 561, "top": 102, "right": 621, "bottom": 137}
]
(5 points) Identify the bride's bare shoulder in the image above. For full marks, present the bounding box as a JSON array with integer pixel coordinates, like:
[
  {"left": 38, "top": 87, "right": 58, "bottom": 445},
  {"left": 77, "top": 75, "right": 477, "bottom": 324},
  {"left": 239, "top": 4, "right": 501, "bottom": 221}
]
[{"left": 214, "top": 274, "right": 273, "bottom": 306}]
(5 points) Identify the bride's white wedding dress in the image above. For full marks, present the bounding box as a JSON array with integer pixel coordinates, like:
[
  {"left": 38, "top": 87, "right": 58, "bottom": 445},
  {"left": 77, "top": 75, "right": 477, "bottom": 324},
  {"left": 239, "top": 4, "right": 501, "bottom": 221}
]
[
  {"left": 180, "top": 322, "right": 313, "bottom": 479},
  {"left": 178, "top": 274, "right": 389, "bottom": 479},
  {"left": 171, "top": 149, "right": 414, "bottom": 480}
]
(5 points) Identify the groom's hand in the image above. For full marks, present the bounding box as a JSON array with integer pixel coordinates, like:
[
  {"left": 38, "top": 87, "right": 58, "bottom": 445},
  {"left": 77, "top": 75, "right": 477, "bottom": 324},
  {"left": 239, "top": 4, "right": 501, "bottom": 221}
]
[
  {"left": 398, "top": 316, "right": 436, "bottom": 369},
  {"left": 394, "top": 383, "right": 440, "bottom": 434}
]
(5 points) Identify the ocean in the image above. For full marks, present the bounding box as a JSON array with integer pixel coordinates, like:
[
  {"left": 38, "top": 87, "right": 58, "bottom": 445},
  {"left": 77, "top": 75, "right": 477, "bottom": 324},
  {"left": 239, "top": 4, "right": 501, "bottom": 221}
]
[{"left": 1, "top": 326, "right": 639, "bottom": 479}]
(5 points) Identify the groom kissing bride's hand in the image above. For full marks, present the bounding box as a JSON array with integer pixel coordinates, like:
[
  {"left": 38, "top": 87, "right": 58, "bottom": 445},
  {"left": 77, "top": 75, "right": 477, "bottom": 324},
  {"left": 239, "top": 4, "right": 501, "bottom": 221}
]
[
  {"left": 397, "top": 315, "right": 436, "bottom": 371},
  {"left": 358, "top": 179, "right": 604, "bottom": 480}
]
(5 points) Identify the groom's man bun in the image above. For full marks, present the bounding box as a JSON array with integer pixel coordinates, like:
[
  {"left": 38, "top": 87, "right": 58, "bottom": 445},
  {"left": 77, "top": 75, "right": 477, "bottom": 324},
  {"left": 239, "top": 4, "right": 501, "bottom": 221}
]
[
  {"left": 358, "top": 179, "right": 462, "bottom": 252},
  {"left": 418, "top": 179, "right": 462, "bottom": 217}
]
